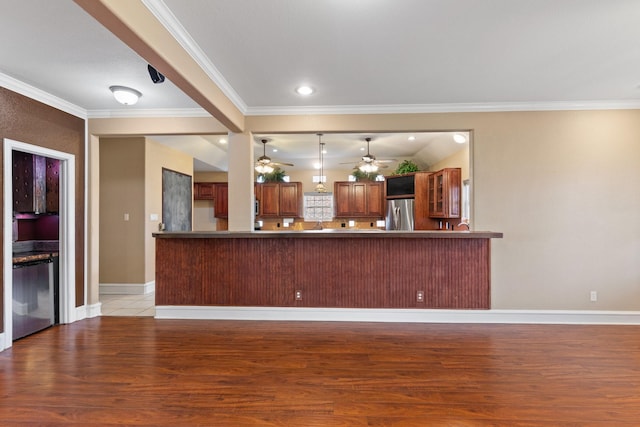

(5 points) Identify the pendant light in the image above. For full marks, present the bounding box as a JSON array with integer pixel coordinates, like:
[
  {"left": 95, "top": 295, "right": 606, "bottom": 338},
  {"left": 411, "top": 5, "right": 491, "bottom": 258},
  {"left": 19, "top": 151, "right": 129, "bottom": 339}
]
[{"left": 315, "top": 133, "right": 327, "bottom": 192}]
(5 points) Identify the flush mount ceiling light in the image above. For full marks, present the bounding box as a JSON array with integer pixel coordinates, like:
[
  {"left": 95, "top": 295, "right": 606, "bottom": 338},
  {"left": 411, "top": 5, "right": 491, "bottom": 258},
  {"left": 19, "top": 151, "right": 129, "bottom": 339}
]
[
  {"left": 109, "top": 85, "right": 142, "bottom": 105},
  {"left": 295, "top": 85, "right": 314, "bottom": 96},
  {"left": 453, "top": 133, "right": 467, "bottom": 144}
]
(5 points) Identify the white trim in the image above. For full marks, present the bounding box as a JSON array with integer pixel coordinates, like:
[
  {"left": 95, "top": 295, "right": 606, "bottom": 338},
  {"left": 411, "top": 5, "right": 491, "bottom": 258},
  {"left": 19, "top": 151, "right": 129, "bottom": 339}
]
[
  {"left": 0, "top": 72, "right": 87, "bottom": 119},
  {"left": 87, "top": 108, "right": 210, "bottom": 119},
  {"left": 245, "top": 100, "right": 640, "bottom": 116},
  {"left": 3, "top": 139, "right": 76, "bottom": 348},
  {"left": 155, "top": 306, "right": 640, "bottom": 325},
  {"left": 0, "top": 332, "right": 5, "bottom": 351},
  {"left": 85, "top": 302, "right": 102, "bottom": 319},
  {"left": 141, "top": 0, "right": 248, "bottom": 113},
  {"left": 99, "top": 281, "right": 155, "bottom": 295}
]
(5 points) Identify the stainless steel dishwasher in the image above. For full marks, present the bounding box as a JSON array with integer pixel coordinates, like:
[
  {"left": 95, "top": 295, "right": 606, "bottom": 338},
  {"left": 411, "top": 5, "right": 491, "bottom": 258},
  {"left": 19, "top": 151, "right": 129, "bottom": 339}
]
[{"left": 12, "top": 257, "right": 54, "bottom": 340}]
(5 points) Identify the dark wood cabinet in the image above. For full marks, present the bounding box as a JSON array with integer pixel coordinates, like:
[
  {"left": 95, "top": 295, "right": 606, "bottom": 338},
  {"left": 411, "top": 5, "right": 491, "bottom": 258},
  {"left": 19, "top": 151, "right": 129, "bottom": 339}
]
[
  {"left": 13, "top": 151, "right": 46, "bottom": 213},
  {"left": 428, "top": 168, "right": 461, "bottom": 219},
  {"left": 45, "top": 158, "right": 60, "bottom": 213},
  {"left": 194, "top": 182, "right": 215, "bottom": 200},
  {"left": 334, "top": 181, "right": 384, "bottom": 218},
  {"left": 256, "top": 182, "right": 302, "bottom": 218},
  {"left": 214, "top": 183, "right": 228, "bottom": 218},
  {"left": 278, "top": 183, "right": 302, "bottom": 217}
]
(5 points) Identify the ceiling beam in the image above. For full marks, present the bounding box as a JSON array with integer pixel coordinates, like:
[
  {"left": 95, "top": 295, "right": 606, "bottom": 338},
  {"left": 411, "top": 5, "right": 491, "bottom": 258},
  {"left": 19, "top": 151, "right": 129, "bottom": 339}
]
[{"left": 74, "top": 0, "right": 244, "bottom": 133}]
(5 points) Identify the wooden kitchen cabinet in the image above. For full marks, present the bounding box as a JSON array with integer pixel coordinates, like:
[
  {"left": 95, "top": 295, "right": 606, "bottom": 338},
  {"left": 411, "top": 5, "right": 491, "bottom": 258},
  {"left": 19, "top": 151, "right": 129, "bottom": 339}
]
[
  {"left": 428, "top": 168, "right": 461, "bottom": 219},
  {"left": 214, "top": 183, "right": 228, "bottom": 218},
  {"left": 194, "top": 182, "right": 215, "bottom": 200},
  {"left": 13, "top": 151, "right": 47, "bottom": 213},
  {"left": 334, "top": 181, "right": 384, "bottom": 218},
  {"left": 45, "top": 158, "right": 60, "bottom": 213},
  {"left": 256, "top": 182, "right": 302, "bottom": 218}
]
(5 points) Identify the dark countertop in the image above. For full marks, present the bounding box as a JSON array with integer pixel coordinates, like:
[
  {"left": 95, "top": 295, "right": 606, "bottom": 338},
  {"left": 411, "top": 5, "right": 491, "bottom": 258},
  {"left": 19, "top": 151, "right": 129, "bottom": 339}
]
[{"left": 153, "top": 230, "right": 503, "bottom": 239}]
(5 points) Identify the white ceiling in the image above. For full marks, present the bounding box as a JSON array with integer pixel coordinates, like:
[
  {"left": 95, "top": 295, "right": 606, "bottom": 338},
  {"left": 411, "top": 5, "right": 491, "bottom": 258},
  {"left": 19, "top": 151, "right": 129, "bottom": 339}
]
[{"left": 1, "top": 0, "right": 639, "bottom": 171}]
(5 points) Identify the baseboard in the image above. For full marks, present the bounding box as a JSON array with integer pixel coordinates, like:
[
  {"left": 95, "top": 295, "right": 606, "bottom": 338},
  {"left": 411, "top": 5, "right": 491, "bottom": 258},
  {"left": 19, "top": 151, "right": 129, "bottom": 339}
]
[
  {"left": 99, "top": 281, "right": 155, "bottom": 295},
  {"left": 154, "top": 306, "right": 640, "bottom": 325}
]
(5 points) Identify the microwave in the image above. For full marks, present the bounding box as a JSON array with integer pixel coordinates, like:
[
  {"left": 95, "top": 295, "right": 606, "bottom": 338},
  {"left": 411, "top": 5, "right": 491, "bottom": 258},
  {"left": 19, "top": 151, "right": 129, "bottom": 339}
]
[{"left": 386, "top": 174, "right": 415, "bottom": 197}]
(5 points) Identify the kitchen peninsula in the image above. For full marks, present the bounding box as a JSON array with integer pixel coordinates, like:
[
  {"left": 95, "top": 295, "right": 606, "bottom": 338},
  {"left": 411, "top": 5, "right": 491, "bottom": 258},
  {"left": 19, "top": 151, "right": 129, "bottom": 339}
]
[{"left": 153, "top": 230, "right": 502, "bottom": 319}]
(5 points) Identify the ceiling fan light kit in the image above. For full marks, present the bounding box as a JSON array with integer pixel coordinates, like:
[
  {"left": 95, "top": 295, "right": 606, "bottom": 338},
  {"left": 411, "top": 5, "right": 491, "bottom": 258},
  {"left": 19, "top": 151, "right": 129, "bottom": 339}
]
[{"left": 255, "top": 139, "right": 293, "bottom": 174}]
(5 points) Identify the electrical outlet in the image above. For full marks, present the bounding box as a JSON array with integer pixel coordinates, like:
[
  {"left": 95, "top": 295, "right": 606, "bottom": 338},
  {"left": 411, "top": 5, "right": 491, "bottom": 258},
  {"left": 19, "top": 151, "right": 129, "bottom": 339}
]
[
  {"left": 295, "top": 290, "right": 302, "bottom": 300},
  {"left": 416, "top": 290, "right": 425, "bottom": 303},
  {"left": 590, "top": 291, "right": 597, "bottom": 302}
]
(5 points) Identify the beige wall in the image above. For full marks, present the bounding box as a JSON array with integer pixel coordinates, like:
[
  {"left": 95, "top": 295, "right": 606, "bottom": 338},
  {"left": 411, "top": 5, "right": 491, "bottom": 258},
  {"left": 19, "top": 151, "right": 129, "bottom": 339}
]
[
  {"left": 145, "top": 138, "right": 193, "bottom": 282},
  {"left": 89, "top": 109, "right": 640, "bottom": 311},
  {"left": 431, "top": 145, "right": 470, "bottom": 182},
  {"left": 99, "top": 137, "right": 146, "bottom": 284}
]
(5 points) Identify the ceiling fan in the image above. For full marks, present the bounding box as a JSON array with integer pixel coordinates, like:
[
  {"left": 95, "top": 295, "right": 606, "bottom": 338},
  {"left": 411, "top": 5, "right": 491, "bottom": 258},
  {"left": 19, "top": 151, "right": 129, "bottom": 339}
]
[
  {"left": 255, "top": 139, "right": 294, "bottom": 173},
  {"left": 342, "top": 137, "right": 395, "bottom": 172}
]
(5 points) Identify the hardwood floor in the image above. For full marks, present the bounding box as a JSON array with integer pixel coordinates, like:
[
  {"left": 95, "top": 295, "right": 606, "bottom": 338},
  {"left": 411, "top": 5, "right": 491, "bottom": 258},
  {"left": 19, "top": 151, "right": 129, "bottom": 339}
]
[{"left": 1, "top": 318, "right": 639, "bottom": 426}]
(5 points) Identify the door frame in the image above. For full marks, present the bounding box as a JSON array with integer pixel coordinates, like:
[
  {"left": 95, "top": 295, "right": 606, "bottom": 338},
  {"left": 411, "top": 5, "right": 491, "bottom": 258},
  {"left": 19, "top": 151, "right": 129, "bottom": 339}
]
[{"left": 3, "top": 139, "right": 76, "bottom": 347}]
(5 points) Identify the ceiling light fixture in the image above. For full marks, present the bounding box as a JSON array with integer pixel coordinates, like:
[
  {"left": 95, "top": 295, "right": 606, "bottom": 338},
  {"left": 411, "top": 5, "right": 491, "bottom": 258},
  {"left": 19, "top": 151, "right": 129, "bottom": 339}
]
[
  {"left": 358, "top": 138, "right": 379, "bottom": 173},
  {"left": 408, "top": 136, "right": 416, "bottom": 141},
  {"left": 453, "top": 133, "right": 467, "bottom": 144},
  {"left": 109, "top": 85, "right": 141, "bottom": 105},
  {"left": 295, "top": 85, "right": 314, "bottom": 96}
]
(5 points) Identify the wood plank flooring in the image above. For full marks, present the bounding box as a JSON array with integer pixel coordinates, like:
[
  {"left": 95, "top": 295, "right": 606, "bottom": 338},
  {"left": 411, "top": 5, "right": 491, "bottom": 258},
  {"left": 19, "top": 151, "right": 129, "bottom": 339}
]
[{"left": 1, "top": 317, "right": 640, "bottom": 426}]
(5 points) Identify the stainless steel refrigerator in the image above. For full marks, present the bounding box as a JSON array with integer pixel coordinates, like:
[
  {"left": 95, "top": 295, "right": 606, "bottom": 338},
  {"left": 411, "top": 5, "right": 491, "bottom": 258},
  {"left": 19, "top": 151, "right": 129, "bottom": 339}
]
[{"left": 385, "top": 199, "right": 415, "bottom": 231}]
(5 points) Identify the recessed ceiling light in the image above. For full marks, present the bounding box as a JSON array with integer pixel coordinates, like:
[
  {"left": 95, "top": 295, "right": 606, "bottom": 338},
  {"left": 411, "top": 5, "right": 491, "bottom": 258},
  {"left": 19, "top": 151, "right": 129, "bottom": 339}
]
[
  {"left": 408, "top": 136, "right": 416, "bottom": 141},
  {"left": 295, "top": 85, "right": 314, "bottom": 96},
  {"left": 360, "top": 147, "right": 365, "bottom": 151},
  {"left": 322, "top": 149, "right": 327, "bottom": 154},
  {"left": 453, "top": 133, "right": 467, "bottom": 144},
  {"left": 218, "top": 138, "right": 227, "bottom": 144},
  {"left": 272, "top": 148, "right": 278, "bottom": 153}
]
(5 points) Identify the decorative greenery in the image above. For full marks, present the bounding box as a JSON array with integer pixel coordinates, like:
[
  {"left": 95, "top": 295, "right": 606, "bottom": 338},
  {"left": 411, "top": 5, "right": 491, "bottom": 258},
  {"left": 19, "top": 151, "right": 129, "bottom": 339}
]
[
  {"left": 258, "top": 166, "right": 287, "bottom": 182},
  {"left": 393, "top": 159, "right": 419, "bottom": 175},
  {"left": 351, "top": 169, "right": 379, "bottom": 181}
]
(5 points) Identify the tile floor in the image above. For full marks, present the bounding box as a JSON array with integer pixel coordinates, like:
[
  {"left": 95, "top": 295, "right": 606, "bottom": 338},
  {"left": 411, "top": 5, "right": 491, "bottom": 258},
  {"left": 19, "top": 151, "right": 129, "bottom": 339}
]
[{"left": 100, "top": 292, "right": 155, "bottom": 317}]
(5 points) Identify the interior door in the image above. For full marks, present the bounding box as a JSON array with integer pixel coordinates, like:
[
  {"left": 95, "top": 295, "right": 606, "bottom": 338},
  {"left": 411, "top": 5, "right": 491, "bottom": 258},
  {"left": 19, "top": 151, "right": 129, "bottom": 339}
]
[{"left": 162, "top": 168, "right": 192, "bottom": 231}]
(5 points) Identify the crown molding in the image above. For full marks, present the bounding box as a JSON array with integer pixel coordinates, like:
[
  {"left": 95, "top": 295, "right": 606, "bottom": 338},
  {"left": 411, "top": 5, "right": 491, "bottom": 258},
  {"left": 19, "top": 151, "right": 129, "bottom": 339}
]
[
  {"left": 87, "top": 108, "right": 211, "bottom": 119},
  {"left": 245, "top": 100, "right": 640, "bottom": 116},
  {"left": 0, "top": 72, "right": 87, "bottom": 119},
  {"left": 142, "top": 0, "right": 248, "bottom": 114}
]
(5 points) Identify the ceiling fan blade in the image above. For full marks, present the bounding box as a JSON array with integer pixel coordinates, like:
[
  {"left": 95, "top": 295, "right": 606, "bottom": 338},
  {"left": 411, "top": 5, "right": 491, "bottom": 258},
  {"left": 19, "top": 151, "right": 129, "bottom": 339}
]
[
  {"left": 273, "top": 161, "right": 294, "bottom": 167},
  {"left": 375, "top": 159, "right": 397, "bottom": 163}
]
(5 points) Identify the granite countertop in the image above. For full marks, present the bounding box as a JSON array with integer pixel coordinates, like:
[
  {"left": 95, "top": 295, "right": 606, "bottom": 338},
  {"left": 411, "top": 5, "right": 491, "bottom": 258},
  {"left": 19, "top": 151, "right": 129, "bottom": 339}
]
[
  {"left": 12, "top": 240, "right": 60, "bottom": 264},
  {"left": 153, "top": 230, "right": 503, "bottom": 239},
  {"left": 13, "top": 251, "right": 59, "bottom": 264}
]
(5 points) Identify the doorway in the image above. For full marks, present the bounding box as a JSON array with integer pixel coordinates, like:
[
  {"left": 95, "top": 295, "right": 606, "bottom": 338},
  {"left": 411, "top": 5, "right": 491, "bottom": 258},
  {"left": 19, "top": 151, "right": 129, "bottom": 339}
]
[{"left": 3, "top": 139, "right": 76, "bottom": 347}]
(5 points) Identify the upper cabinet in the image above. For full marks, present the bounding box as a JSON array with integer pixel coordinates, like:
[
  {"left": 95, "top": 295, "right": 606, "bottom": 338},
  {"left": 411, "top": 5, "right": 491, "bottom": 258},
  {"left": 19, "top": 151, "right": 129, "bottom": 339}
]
[
  {"left": 12, "top": 151, "right": 59, "bottom": 214},
  {"left": 428, "top": 168, "right": 461, "bottom": 219},
  {"left": 257, "top": 182, "right": 302, "bottom": 218},
  {"left": 334, "top": 181, "right": 384, "bottom": 218},
  {"left": 194, "top": 182, "right": 215, "bottom": 200},
  {"left": 45, "top": 158, "right": 60, "bottom": 213}
]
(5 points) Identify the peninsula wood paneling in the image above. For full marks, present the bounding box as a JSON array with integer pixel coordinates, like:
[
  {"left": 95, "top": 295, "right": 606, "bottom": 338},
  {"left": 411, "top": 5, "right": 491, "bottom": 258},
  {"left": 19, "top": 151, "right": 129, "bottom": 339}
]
[{"left": 155, "top": 235, "right": 491, "bottom": 309}]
